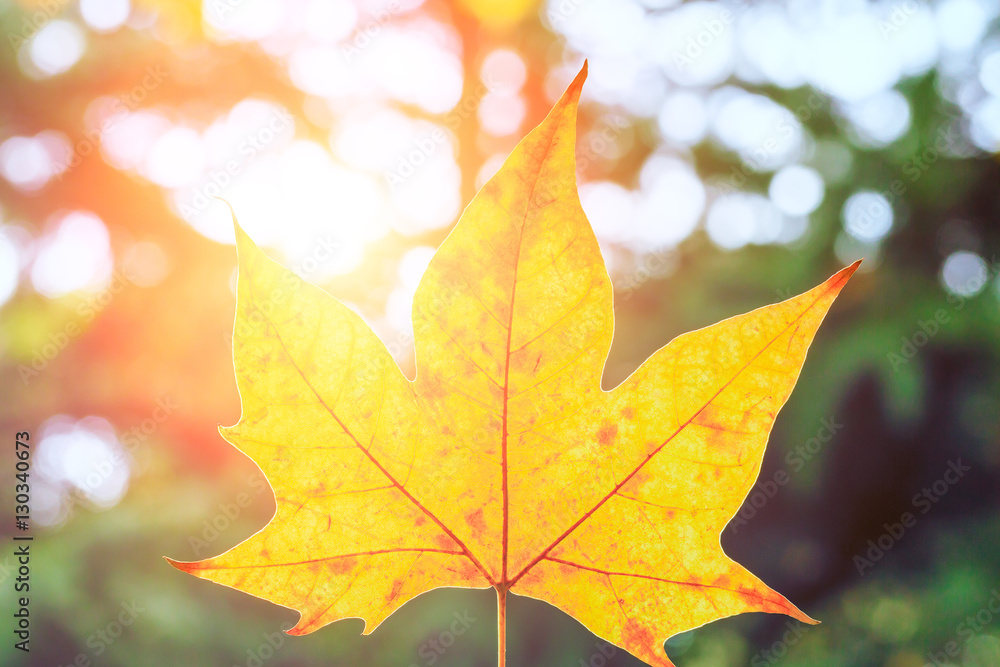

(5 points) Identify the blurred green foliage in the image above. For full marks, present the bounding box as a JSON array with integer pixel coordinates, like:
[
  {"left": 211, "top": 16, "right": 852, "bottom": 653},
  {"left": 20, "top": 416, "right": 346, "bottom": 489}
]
[{"left": 1, "top": 0, "right": 999, "bottom": 666}]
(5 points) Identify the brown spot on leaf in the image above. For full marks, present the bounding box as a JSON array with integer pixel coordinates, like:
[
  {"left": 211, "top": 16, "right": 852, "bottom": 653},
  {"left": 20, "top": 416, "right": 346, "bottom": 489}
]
[
  {"left": 422, "top": 380, "right": 448, "bottom": 401},
  {"left": 465, "top": 508, "right": 487, "bottom": 537},
  {"left": 623, "top": 619, "right": 656, "bottom": 648},
  {"left": 329, "top": 556, "right": 357, "bottom": 575},
  {"left": 596, "top": 423, "right": 618, "bottom": 446},
  {"left": 630, "top": 468, "right": 651, "bottom": 487},
  {"left": 434, "top": 533, "right": 458, "bottom": 550}
]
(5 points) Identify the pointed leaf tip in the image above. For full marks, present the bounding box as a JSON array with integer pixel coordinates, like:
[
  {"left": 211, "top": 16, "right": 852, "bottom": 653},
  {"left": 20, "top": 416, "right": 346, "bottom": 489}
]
[
  {"left": 831, "top": 259, "right": 862, "bottom": 290},
  {"left": 215, "top": 197, "right": 256, "bottom": 253},
  {"left": 164, "top": 556, "right": 198, "bottom": 574},
  {"left": 562, "top": 60, "right": 588, "bottom": 106},
  {"left": 286, "top": 622, "right": 309, "bottom": 637}
]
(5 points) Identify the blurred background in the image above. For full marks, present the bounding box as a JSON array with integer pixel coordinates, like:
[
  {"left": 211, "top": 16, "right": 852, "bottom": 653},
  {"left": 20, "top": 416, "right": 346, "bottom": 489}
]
[{"left": 1, "top": 0, "right": 999, "bottom": 664}]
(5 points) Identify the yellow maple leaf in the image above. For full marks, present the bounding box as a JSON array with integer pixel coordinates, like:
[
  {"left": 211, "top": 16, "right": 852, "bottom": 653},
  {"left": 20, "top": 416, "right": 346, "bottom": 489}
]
[{"left": 167, "top": 64, "right": 858, "bottom": 666}]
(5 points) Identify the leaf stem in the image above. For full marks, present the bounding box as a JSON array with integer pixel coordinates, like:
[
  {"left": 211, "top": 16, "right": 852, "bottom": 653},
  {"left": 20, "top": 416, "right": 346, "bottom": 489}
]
[{"left": 497, "top": 585, "right": 507, "bottom": 667}]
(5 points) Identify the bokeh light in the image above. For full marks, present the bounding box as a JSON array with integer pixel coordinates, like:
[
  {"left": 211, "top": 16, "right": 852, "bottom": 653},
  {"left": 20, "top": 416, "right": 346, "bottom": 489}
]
[
  {"left": 80, "top": 0, "right": 131, "bottom": 32},
  {"left": 481, "top": 48, "right": 527, "bottom": 90},
  {"left": 842, "top": 190, "right": 894, "bottom": 243},
  {"left": 26, "top": 20, "right": 87, "bottom": 78},
  {"left": 936, "top": 0, "right": 990, "bottom": 53},
  {"left": 386, "top": 244, "right": 436, "bottom": 334},
  {"left": 979, "top": 49, "right": 1000, "bottom": 96},
  {"left": 144, "top": 127, "right": 208, "bottom": 188},
  {"left": 657, "top": 90, "right": 708, "bottom": 146},
  {"left": 769, "top": 164, "right": 825, "bottom": 216},
  {"left": 839, "top": 89, "right": 912, "bottom": 147},
  {"left": 710, "top": 88, "right": 804, "bottom": 171},
  {"left": 34, "top": 415, "right": 132, "bottom": 526},
  {"left": 30, "top": 212, "right": 113, "bottom": 298},
  {"left": 581, "top": 181, "right": 634, "bottom": 244},
  {"left": 941, "top": 250, "right": 989, "bottom": 297},
  {"left": 706, "top": 192, "right": 782, "bottom": 250},
  {"left": 0, "top": 132, "right": 71, "bottom": 191},
  {"left": 478, "top": 90, "right": 526, "bottom": 136},
  {"left": 0, "top": 228, "right": 20, "bottom": 307},
  {"left": 633, "top": 155, "right": 705, "bottom": 249},
  {"left": 99, "top": 110, "right": 173, "bottom": 171}
]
